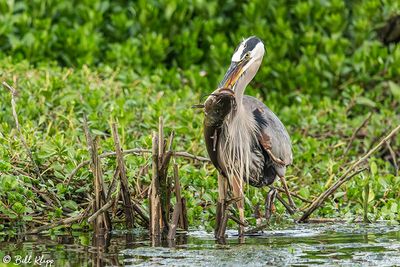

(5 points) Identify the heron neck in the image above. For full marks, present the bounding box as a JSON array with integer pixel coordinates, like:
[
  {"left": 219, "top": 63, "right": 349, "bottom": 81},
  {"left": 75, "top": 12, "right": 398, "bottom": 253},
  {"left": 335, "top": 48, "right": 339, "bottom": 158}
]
[{"left": 233, "top": 75, "right": 250, "bottom": 107}]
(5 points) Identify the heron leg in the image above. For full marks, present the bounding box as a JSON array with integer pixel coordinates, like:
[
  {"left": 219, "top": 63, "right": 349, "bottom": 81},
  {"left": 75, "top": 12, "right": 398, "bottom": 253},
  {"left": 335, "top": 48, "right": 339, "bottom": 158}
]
[
  {"left": 215, "top": 174, "right": 228, "bottom": 238},
  {"left": 265, "top": 188, "right": 277, "bottom": 221},
  {"left": 232, "top": 176, "right": 245, "bottom": 237},
  {"left": 279, "top": 175, "right": 296, "bottom": 210}
]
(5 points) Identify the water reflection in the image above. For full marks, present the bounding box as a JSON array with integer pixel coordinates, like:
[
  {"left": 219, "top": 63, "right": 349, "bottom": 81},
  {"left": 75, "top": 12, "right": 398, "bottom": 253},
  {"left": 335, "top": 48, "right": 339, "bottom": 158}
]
[{"left": 0, "top": 222, "right": 399, "bottom": 266}]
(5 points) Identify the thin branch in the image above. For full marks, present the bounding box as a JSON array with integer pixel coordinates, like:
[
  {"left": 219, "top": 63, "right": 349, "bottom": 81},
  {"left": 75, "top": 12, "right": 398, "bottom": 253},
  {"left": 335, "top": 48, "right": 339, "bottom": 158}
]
[
  {"left": 275, "top": 193, "right": 295, "bottom": 215},
  {"left": 273, "top": 186, "right": 312, "bottom": 204},
  {"left": 300, "top": 167, "right": 371, "bottom": 222},
  {"left": 173, "top": 151, "right": 210, "bottom": 162},
  {"left": 245, "top": 222, "right": 269, "bottom": 234},
  {"left": 385, "top": 140, "right": 399, "bottom": 176},
  {"left": 344, "top": 112, "right": 372, "bottom": 156},
  {"left": 228, "top": 214, "right": 248, "bottom": 227},
  {"left": 299, "top": 124, "right": 400, "bottom": 222},
  {"left": 2, "top": 81, "right": 43, "bottom": 182},
  {"left": 87, "top": 199, "right": 114, "bottom": 223},
  {"left": 28, "top": 213, "right": 85, "bottom": 234},
  {"left": 65, "top": 149, "right": 210, "bottom": 185}
]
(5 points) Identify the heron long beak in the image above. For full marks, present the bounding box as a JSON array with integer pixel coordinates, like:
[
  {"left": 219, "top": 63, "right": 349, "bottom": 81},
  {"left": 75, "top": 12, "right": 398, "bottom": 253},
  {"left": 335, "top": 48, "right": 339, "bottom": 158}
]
[{"left": 219, "top": 58, "right": 249, "bottom": 89}]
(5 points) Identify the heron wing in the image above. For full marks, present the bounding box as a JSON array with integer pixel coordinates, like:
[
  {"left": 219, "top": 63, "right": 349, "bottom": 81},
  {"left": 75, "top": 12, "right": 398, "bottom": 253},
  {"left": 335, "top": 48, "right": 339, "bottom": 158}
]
[{"left": 243, "top": 96, "right": 293, "bottom": 176}]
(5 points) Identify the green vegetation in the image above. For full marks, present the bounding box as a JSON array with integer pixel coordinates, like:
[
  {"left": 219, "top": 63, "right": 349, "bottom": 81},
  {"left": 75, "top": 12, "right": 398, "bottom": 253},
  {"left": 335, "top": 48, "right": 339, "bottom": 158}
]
[{"left": 0, "top": 0, "right": 399, "bottom": 235}]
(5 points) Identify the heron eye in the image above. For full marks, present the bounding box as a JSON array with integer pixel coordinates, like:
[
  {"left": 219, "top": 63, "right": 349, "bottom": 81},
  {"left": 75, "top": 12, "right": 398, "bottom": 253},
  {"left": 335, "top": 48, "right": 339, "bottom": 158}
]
[{"left": 244, "top": 52, "right": 251, "bottom": 60}]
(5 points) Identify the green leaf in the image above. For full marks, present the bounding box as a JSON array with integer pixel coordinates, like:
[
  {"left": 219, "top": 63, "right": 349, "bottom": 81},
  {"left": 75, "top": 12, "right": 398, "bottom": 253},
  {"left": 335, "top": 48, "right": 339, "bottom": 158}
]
[
  {"left": 355, "top": 96, "right": 376, "bottom": 108},
  {"left": 12, "top": 202, "right": 25, "bottom": 214},
  {"left": 388, "top": 81, "right": 400, "bottom": 100},
  {"left": 62, "top": 200, "right": 78, "bottom": 211},
  {"left": 370, "top": 161, "right": 377, "bottom": 176},
  {"left": 22, "top": 215, "right": 33, "bottom": 221}
]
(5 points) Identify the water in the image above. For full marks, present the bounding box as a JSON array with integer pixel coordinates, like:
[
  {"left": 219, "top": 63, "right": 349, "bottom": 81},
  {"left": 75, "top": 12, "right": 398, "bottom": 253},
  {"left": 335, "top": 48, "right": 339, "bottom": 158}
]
[{"left": 0, "top": 222, "right": 399, "bottom": 266}]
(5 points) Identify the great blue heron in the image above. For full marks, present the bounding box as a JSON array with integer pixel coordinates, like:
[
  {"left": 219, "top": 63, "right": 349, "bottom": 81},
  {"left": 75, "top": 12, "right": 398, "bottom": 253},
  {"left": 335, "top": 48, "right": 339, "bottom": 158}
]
[{"left": 203, "top": 36, "right": 295, "bottom": 236}]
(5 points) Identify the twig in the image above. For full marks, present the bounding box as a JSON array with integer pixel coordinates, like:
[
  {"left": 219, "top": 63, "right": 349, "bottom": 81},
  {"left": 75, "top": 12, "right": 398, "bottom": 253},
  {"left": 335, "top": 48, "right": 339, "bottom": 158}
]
[
  {"left": 112, "top": 122, "right": 135, "bottom": 228},
  {"left": 2, "top": 81, "right": 43, "bottom": 182},
  {"left": 299, "top": 124, "right": 400, "bottom": 222},
  {"left": 173, "top": 151, "right": 210, "bottom": 162},
  {"left": 131, "top": 199, "right": 150, "bottom": 226},
  {"left": 300, "top": 167, "right": 369, "bottom": 222},
  {"left": 385, "top": 140, "right": 399, "bottom": 176},
  {"left": 273, "top": 186, "right": 312, "bottom": 203},
  {"left": 305, "top": 218, "right": 363, "bottom": 223},
  {"left": 28, "top": 213, "right": 85, "bottom": 234},
  {"left": 228, "top": 214, "right": 248, "bottom": 227},
  {"left": 344, "top": 112, "right": 372, "bottom": 156},
  {"left": 88, "top": 199, "right": 114, "bottom": 223},
  {"left": 276, "top": 193, "right": 295, "bottom": 215},
  {"left": 65, "top": 149, "right": 210, "bottom": 186},
  {"left": 245, "top": 222, "right": 269, "bottom": 234}
]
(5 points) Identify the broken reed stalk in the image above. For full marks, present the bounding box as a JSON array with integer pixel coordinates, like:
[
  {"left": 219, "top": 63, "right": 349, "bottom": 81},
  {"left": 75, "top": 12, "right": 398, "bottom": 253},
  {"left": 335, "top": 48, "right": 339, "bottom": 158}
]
[
  {"left": 83, "top": 115, "right": 112, "bottom": 234},
  {"left": 150, "top": 132, "right": 161, "bottom": 237},
  {"left": 111, "top": 122, "right": 135, "bottom": 228},
  {"left": 174, "top": 163, "right": 188, "bottom": 230},
  {"left": 168, "top": 163, "right": 183, "bottom": 239},
  {"left": 299, "top": 124, "right": 400, "bottom": 222},
  {"left": 181, "top": 198, "right": 188, "bottom": 231},
  {"left": 93, "top": 138, "right": 112, "bottom": 234},
  {"left": 157, "top": 117, "right": 175, "bottom": 236},
  {"left": 108, "top": 168, "right": 121, "bottom": 218},
  {"left": 165, "top": 131, "right": 175, "bottom": 222},
  {"left": 158, "top": 116, "right": 167, "bottom": 233},
  {"left": 150, "top": 117, "right": 184, "bottom": 239}
]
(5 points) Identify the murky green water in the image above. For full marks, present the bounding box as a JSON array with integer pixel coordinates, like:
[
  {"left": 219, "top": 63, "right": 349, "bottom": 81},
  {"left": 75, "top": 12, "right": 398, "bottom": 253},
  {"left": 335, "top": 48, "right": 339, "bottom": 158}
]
[{"left": 0, "top": 222, "right": 399, "bottom": 266}]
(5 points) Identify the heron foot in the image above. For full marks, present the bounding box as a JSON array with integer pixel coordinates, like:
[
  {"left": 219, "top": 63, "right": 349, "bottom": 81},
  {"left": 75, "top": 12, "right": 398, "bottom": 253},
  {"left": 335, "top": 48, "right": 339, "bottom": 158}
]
[{"left": 265, "top": 188, "right": 277, "bottom": 221}]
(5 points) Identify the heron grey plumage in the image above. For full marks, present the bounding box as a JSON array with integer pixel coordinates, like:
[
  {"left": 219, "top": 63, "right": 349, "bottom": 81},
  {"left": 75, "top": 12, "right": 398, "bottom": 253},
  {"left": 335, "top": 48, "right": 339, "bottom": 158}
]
[{"left": 203, "top": 36, "right": 294, "bottom": 235}]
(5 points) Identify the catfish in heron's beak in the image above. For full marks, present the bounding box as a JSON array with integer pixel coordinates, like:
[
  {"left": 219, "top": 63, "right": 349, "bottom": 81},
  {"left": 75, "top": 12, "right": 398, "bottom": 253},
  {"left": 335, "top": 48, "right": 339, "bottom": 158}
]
[
  {"left": 218, "top": 57, "right": 249, "bottom": 89},
  {"left": 204, "top": 88, "right": 236, "bottom": 128}
]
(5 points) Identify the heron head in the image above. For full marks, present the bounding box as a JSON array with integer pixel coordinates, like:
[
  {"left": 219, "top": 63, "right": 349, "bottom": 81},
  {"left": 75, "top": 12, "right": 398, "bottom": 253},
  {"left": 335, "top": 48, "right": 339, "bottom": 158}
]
[
  {"left": 204, "top": 88, "right": 236, "bottom": 127},
  {"left": 219, "top": 36, "right": 265, "bottom": 92}
]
